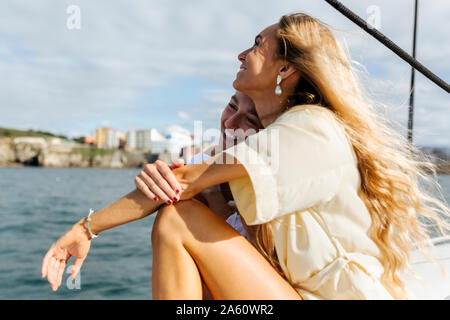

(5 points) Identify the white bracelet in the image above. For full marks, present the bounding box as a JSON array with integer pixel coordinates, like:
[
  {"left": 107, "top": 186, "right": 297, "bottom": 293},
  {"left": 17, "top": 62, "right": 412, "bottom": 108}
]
[{"left": 85, "top": 208, "right": 98, "bottom": 239}]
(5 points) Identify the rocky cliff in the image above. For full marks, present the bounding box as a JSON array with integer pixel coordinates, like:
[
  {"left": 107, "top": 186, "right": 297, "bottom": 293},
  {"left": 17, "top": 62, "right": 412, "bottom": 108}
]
[{"left": 0, "top": 137, "right": 147, "bottom": 168}]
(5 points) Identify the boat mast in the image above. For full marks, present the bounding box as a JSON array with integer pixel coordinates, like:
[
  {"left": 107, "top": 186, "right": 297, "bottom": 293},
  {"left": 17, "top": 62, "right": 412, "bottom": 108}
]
[{"left": 408, "top": 0, "right": 419, "bottom": 144}]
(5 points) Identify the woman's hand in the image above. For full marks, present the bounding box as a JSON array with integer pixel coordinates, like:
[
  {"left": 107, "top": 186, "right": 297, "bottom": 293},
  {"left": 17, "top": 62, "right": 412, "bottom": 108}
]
[
  {"left": 134, "top": 159, "right": 184, "bottom": 204},
  {"left": 41, "top": 219, "right": 91, "bottom": 291},
  {"left": 135, "top": 155, "right": 246, "bottom": 205}
]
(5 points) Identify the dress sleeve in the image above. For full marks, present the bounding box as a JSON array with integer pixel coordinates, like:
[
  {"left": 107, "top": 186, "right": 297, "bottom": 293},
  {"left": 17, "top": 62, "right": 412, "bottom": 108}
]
[{"left": 218, "top": 107, "right": 356, "bottom": 225}]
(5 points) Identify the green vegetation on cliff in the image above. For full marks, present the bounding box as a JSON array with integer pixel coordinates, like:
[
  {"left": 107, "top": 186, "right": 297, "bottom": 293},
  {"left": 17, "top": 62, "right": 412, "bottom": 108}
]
[{"left": 0, "top": 127, "right": 69, "bottom": 140}]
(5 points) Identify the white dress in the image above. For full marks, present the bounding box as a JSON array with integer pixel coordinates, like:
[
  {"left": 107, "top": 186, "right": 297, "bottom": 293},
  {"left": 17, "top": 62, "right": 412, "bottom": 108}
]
[{"left": 217, "top": 104, "right": 394, "bottom": 300}]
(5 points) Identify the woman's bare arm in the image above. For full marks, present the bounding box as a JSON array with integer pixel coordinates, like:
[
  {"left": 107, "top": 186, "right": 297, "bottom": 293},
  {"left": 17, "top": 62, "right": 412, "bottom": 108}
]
[
  {"left": 41, "top": 188, "right": 166, "bottom": 291},
  {"left": 42, "top": 154, "right": 246, "bottom": 291},
  {"left": 88, "top": 160, "right": 186, "bottom": 235},
  {"left": 89, "top": 154, "right": 246, "bottom": 235},
  {"left": 163, "top": 155, "right": 247, "bottom": 201},
  {"left": 88, "top": 188, "right": 165, "bottom": 235}
]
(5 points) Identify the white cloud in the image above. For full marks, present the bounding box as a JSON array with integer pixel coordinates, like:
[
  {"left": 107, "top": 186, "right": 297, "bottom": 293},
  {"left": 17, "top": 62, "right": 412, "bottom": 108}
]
[
  {"left": 202, "top": 88, "right": 234, "bottom": 106},
  {"left": 177, "top": 111, "right": 189, "bottom": 120},
  {"left": 0, "top": 0, "right": 448, "bottom": 146}
]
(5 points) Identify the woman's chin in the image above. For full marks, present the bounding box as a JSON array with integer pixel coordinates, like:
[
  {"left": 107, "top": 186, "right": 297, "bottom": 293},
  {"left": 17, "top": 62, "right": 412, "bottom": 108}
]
[
  {"left": 233, "top": 74, "right": 255, "bottom": 97},
  {"left": 232, "top": 78, "right": 246, "bottom": 92},
  {"left": 232, "top": 79, "right": 239, "bottom": 91}
]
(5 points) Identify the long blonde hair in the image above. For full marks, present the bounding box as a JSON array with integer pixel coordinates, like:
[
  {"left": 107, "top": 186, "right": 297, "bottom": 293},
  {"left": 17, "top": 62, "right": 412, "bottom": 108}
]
[{"left": 247, "top": 13, "right": 450, "bottom": 299}]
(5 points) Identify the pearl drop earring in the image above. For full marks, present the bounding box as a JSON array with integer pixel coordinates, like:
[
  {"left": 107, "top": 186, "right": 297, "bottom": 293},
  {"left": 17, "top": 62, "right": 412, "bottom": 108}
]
[{"left": 275, "top": 75, "right": 282, "bottom": 96}]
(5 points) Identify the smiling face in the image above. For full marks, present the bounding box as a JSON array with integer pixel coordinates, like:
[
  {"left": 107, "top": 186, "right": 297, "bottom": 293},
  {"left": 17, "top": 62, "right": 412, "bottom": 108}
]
[
  {"left": 233, "top": 23, "right": 284, "bottom": 99},
  {"left": 219, "top": 91, "right": 263, "bottom": 149}
]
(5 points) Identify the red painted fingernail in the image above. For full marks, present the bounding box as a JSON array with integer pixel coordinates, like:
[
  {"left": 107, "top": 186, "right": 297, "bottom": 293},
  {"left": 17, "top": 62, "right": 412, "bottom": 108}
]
[
  {"left": 153, "top": 196, "right": 158, "bottom": 201},
  {"left": 176, "top": 189, "right": 180, "bottom": 194},
  {"left": 167, "top": 200, "right": 172, "bottom": 205},
  {"left": 173, "top": 197, "right": 178, "bottom": 202}
]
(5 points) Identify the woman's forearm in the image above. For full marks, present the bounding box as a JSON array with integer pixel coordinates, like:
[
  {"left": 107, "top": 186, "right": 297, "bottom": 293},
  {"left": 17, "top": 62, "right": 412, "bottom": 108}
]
[
  {"left": 88, "top": 188, "right": 165, "bottom": 235},
  {"left": 86, "top": 154, "right": 246, "bottom": 236},
  {"left": 175, "top": 154, "right": 247, "bottom": 199}
]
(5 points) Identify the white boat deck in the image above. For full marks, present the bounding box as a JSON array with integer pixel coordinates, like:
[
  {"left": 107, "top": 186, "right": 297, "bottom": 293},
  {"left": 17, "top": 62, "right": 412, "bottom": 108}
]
[{"left": 405, "top": 237, "right": 450, "bottom": 300}]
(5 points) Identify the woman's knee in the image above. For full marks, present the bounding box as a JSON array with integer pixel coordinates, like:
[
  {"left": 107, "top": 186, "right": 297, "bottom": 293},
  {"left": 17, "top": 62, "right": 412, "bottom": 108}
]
[{"left": 151, "top": 200, "right": 197, "bottom": 245}]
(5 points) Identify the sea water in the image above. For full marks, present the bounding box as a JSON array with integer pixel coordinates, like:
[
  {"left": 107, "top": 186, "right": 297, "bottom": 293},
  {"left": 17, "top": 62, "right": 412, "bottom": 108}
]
[
  {"left": 0, "top": 167, "right": 152, "bottom": 299},
  {"left": 0, "top": 167, "right": 449, "bottom": 299}
]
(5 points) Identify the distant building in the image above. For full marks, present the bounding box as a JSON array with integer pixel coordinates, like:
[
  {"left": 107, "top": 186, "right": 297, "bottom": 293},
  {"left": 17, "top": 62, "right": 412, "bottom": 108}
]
[
  {"left": 83, "top": 135, "right": 96, "bottom": 145},
  {"left": 151, "top": 125, "right": 193, "bottom": 156},
  {"left": 126, "top": 130, "right": 136, "bottom": 151},
  {"left": 126, "top": 129, "right": 165, "bottom": 152},
  {"left": 95, "top": 126, "right": 195, "bottom": 155},
  {"left": 95, "top": 128, "right": 108, "bottom": 149},
  {"left": 95, "top": 127, "right": 123, "bottom": 149},
  {"left": 127, "top": 129, "right": 152, "bottom": 152}
]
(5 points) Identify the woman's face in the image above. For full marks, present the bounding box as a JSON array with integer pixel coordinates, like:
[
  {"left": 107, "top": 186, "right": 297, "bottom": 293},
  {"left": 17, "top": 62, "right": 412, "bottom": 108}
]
[
  {"left": 220, "top": 91, "right": 262, "bottom": 149},
  {"left": 233, "top": 23, "right": 283, "bottom": 97}
]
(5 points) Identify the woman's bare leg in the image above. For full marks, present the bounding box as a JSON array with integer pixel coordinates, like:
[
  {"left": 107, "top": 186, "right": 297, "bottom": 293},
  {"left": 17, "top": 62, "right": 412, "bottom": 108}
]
[
  {"left": 151, "top": 205, "right": 203, "bottom": 299},
  {"left": 151, "top": 199, "right": 301, "bottom": 300}
]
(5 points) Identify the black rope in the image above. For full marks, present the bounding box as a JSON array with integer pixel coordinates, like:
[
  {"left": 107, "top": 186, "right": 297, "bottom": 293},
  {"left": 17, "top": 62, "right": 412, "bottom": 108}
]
[
  {"left": 324, "top": 0, "right": 450, "bottom": 94},
  {"left": 408, "top": 0, "right": 419, "bottom": 143}
]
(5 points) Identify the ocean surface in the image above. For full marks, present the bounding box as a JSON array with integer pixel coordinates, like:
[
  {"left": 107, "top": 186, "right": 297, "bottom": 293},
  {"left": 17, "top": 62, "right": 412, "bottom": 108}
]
[{"left": 0, "top": 167, "right": 449, "bottom": 300}]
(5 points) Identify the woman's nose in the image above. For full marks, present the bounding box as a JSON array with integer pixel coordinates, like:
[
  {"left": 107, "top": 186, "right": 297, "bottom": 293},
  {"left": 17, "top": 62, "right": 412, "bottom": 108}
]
[
  {"left": 224, "top": 115, "right": 239, "bottom": 130},
  {"left": 238, "top": 49, "right": 249, "bottom": 62}
]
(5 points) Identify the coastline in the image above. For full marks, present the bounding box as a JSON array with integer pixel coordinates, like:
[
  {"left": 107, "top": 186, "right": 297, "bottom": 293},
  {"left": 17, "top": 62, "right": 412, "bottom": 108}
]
[
  {"left": 0, "top": 136, "right": 161, "bottom": 169},
  {"left": 436, "top": 162, "right": 450, "bottom": 175},
  {"left": 1, "top": 154, "right": 449, "bottom": 174},
  {"left": 2, "top": 163, "right": 448, "bottom": 173},
  {"left": 1, "top": 136, "right": 449, "bottom": 173}
]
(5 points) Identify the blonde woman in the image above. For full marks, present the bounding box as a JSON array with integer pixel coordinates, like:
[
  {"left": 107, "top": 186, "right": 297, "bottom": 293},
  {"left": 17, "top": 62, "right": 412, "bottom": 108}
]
[{"left": 42, "top": 13, "right": 449, "bottom": 299}]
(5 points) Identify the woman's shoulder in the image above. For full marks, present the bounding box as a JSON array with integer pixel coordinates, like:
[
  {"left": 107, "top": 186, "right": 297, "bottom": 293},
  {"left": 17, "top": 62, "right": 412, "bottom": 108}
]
[
  {"left": 271, "top": 104, "right": 340, "bottom": 131},
  {"left": 269, "top": 104, "right": 355, "bottom": 162}
]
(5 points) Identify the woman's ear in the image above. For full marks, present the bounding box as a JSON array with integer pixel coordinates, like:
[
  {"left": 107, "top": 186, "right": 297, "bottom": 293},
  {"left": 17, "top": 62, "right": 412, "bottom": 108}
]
[{"left": 279, "top": 64, "right": 297, "bottom": 80}]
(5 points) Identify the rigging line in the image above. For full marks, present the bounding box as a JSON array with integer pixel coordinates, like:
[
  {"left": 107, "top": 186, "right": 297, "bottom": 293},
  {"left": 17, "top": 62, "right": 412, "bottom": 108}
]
[
  {"left": 408, "top": 0, "right": 418, "bottom": 144},
  {"left": 324, "top": 0, "right": 450, "bottom": 94}
]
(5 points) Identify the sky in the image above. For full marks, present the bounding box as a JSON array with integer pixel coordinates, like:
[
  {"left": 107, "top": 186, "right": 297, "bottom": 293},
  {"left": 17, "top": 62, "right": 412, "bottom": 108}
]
[{"left": 0, "top": 0, "right": 448, "bottom": 147}]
